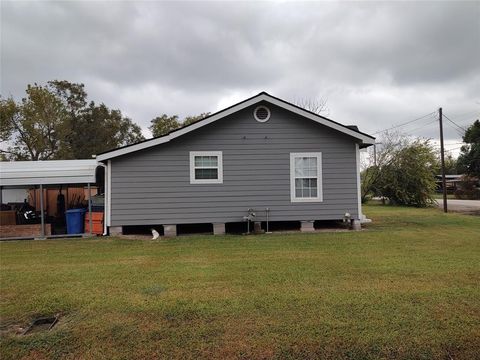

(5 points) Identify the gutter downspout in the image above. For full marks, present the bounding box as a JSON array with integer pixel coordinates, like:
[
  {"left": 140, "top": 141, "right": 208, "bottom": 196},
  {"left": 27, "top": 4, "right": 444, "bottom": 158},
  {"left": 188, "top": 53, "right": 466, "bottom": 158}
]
[
  {"left": 87, "top": 183, "right": 92, "bottom": 235},
  {"left": 355, "top": 143, "right": 362, "bottom": 221},
  {"left": 97, "top": 163, "right": 108, "bottom": 236},
  {"left": 39, "top": 184, "right": 45, "bottom": 238}
]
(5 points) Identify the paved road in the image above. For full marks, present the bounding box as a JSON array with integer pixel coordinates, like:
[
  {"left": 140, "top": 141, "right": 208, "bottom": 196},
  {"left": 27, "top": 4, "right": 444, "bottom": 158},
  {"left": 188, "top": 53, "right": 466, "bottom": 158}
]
[{"left": 436, "top": 199, "right": 480, "bottom": 213}]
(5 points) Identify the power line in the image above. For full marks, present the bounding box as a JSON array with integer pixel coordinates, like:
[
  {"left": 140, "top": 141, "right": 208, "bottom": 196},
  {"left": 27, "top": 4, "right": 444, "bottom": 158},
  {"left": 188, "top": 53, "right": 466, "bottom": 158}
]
[
  {"left": 454, "top": 118, "right": 479, "bottom": 124},
  {"left": 447, "top": 110, "right": 479, "bottom": 120},
  {"left": 371, "top": 111, "right": 436, "bottom": 135},
  {"left": 443, "top": 113, "right": 466, "bottom": 132},
  {"left": 405, "top": 118, "right": 438, "bottom": 134},
  {"left": 444, "top": 120, "right": 465, "bottom": 137},
  {"left": 446, "top": 146, "right": 464, "bottom": 151},
  {"left": 432, "top": 145, "right": 464, "bottom": 152}
]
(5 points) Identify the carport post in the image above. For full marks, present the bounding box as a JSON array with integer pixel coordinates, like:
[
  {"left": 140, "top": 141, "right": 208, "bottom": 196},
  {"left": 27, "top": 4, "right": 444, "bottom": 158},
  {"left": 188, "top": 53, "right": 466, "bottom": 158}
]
[
  {"left": 87, "top": 183, "right": 92, "bottom": 235},
  {"left": 39, "top": 184, "right": 45, "bottom": 237}
]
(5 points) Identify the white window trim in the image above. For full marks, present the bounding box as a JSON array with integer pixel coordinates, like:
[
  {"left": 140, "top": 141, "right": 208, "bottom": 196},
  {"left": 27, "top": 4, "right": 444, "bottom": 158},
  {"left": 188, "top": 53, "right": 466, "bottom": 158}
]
[
  {"left": 190, "top": 151, "right": 223, "bottom": 184},
  {"left": 290, "top": 152, "right": 323, "bottom": 203}
]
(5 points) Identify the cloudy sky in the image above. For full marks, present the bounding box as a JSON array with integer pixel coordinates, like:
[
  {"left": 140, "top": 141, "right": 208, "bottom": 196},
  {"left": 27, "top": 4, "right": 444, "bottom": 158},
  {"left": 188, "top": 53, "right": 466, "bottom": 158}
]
[{"left": 1, "top": 0, "right": 479, "bottom": 153}]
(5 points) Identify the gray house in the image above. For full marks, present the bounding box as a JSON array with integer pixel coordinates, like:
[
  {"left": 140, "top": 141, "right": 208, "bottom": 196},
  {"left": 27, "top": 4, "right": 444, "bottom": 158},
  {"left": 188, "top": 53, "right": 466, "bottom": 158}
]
[{"left": 97, "top": 92, "right": 375, "bottom": 236}]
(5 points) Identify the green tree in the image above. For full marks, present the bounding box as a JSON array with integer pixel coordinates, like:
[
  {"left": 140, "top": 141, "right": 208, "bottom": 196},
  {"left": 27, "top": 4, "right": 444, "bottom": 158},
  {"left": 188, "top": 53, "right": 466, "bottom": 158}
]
[
  {"left": 66, "top": 102, "right": 145, "bottom": 159},
  {"left": 433, "top": 152, "right": 458, "bottom": 175},
  {"left": 379, "top": 139, "right": 437, "bottom": 207},
  {"left": 361, "top": 134, "right": 437, "bottom": 207},
  {"left": 47, "top": 80, "right": 145, "bottom": 158},
  {"left": 361, "top": 132, "right": 407, "bottom": 203},
  {"left": 1, "top": 80, "right": 145, "bottom": 160},
  {"left": 183, "top": 112, "right": 210, "bottom": 126},
  {"left": 0, "top": 84, "right": 69, "bottom": 160},
  {"left": 149, "top": 112, "right": 211, "bottom": 137},
  {"left": 457, "top": 120, "right": 480, "bottom": 177},
  {"left": 47, "top": 80, "right": 88, "bottom": 158},
  {"left": 361, "top": 166, "right": 381, "bottom": 203},
  {"left": 444, "top": 153, "right": 458, "bottom": 175},
  {"left": 149, "top": 114, "right": 180, "bottom": 137},
  {"left": 48, "top": 80, "right": 87, "bottom": 116}
]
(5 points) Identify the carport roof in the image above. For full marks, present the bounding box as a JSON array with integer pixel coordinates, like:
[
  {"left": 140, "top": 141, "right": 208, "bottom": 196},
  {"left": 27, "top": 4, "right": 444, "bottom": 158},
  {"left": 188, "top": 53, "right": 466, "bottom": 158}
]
[{"left": 0, "top": 160, "right": 98, "bottom": 187}]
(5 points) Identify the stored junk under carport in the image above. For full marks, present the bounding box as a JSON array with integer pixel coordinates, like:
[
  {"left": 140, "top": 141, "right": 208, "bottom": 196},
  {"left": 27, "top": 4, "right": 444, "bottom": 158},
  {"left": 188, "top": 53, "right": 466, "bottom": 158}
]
[{"left": 0, "top": 160, "right": 106, "bottom": 240}]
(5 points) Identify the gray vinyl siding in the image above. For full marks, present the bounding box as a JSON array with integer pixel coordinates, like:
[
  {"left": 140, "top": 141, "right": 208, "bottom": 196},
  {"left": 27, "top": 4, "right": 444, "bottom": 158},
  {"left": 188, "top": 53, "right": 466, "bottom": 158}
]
[{"left": 110, "top": 103, "right": 360, "bottom": 226}]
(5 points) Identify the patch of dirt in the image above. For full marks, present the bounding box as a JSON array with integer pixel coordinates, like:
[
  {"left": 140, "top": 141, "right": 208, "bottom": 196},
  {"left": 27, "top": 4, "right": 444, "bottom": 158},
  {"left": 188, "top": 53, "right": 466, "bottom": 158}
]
[
  {"left": 0, "top": 314, "right": 61, "bottom": 337},
  {"left": 23, "top": 316, "right": 58, "bottom": 335},
  {"left": 0, "top": 323, "right": 27, "bottom": 336}
]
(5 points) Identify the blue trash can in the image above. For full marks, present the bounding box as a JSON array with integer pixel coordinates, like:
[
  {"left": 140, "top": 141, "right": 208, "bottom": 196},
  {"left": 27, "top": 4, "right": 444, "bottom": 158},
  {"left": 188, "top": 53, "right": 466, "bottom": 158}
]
[{"left": 65, "top": 208, "right": 87, "bottom": 234}]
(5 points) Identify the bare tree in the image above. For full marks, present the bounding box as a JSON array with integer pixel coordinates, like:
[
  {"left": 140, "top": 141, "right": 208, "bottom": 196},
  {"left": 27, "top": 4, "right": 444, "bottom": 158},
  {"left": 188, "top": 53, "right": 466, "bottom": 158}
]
[{"left": 294, "top": 97, "right": 329, "bottom": 116}]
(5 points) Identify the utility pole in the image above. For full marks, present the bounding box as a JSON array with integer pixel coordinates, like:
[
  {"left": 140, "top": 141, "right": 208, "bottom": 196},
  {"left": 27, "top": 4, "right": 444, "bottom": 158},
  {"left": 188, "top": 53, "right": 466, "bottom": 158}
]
[{"left": 439, "top": 107, "right": 447, "bottom": 213}]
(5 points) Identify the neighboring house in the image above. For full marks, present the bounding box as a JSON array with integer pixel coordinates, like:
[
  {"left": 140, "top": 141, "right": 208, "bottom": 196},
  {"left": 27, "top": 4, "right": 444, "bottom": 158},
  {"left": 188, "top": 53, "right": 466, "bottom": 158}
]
[
  {"left": 435, "top": 174, "right": 464, "bottom": 192},
  {"left": 97, "top": 92, "right": 375, "bottom": 236}
]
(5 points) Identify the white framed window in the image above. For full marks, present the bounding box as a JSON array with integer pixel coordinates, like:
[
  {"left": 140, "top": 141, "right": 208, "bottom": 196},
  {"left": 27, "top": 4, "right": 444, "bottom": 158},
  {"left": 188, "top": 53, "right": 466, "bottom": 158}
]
[
  {"left": 190, "top": 151, "right": 223, "bottom": 184},
  {"left": 290, "top": 152, "right": 323, "bottom": 202}
]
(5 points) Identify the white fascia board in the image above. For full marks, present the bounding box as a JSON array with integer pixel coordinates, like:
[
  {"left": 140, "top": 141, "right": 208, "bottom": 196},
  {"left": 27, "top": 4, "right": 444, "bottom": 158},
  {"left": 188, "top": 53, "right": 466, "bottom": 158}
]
[
  {"left": 96, "top": 96, "right": 264, "bottom": 161},
  {"left": 96, "top": 93, "right": 374, "bottom": 161},
  {"left": 263, "top": 96, "right": 375, "bottom": 144}
]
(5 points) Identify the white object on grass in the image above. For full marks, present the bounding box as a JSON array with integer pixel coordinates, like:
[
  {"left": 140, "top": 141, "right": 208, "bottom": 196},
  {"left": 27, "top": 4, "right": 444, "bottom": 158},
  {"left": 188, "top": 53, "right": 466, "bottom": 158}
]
[{"left": 151, "top": 229, "right": 160, "bottom": 240}]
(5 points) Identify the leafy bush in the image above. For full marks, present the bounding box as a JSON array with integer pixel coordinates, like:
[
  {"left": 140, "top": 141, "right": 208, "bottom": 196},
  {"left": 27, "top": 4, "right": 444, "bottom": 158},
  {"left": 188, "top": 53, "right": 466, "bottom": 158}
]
[
  {"left": 362, "top": 135, "right": 437, "bottom": 207},
  {"left": 378, "top": 140, "right": 437, "bottom": 207}
]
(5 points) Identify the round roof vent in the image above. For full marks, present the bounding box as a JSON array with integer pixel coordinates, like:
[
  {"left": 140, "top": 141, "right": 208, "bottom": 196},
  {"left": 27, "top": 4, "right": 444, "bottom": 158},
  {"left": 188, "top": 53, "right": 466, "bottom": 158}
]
[{"left": 254, "top": 106, "right": 271, "bottom": 122}]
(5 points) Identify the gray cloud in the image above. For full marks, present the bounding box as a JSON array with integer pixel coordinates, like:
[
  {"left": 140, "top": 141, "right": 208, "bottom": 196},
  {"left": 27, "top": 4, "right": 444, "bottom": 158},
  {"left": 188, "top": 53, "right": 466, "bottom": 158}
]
[{"left": 1, "top": 0, "right": 479, "bottom": 145}]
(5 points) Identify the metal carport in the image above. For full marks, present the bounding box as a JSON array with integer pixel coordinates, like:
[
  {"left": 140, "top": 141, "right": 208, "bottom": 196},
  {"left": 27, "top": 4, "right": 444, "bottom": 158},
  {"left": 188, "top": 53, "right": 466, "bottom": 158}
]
[{"left": 0, "top": 160, "right": 106, "bottom": 240}]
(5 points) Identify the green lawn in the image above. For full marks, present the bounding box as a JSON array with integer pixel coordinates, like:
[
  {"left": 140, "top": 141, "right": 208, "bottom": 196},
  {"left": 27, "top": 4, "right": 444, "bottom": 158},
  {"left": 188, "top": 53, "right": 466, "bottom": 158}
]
[
  {"left": 432, "top": 193, "right": 456, "bottom": 200},
  {"left": 1, "top": 205, "right": 479, "bottom": 360}
]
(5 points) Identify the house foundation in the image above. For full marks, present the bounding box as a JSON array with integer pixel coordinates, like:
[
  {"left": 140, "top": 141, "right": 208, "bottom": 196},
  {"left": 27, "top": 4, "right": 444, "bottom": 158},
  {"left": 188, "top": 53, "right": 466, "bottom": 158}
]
[
  {"left": 300, "top": 221, "right": 315, "bottom": 232},
  {"left": 213, "top": 223, "right": 225, "bottom": 235},
  {"left": 253, "top": 221, "right": 264, "bottom": 234},
  {"left": 351, "top": 219, "right": 362, "bottom": 230},
  {"left": 163, "top": 224, "right": 177, "bottom": 237},
  {"left": 109, "top": 226, "right": 123, "bottom": 236}
]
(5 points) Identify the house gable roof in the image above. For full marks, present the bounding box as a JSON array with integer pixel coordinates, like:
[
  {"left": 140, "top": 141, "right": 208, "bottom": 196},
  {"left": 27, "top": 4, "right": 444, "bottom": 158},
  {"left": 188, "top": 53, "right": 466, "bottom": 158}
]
[{"left": 96, "top": 92, "right": 375, "bottom": 161}]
